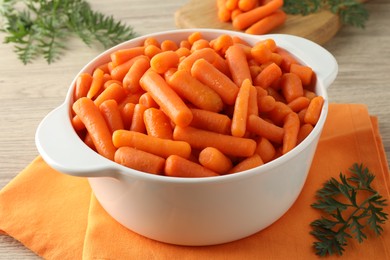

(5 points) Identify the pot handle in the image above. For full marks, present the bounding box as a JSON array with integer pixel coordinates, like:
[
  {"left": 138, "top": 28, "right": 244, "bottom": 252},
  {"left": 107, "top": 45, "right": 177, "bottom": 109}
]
[
  {"left": 273, "top": 34, "right": 338, "bottom": 88},
  {"left": 35, "top": 103, "right": 119, "bottom": 178}
]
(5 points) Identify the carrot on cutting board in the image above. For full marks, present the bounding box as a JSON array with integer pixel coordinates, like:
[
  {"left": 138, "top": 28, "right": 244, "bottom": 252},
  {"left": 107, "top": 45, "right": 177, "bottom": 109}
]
[
  {"left": 173, "top": 126, "right": 256, "bottom": 157},
  {"left": 143, "top": 107, "right": 173, "bottom": 139},
  {"left": 72, "top": 97, "right": 116, "bottom": 160},
  {"left": 167, "top": 69, "right": 224, "bottom": 113},
  {"left": 232, "top": 0, "right": 284, "bottom": 30},
  {"left": 191, "top": 58, "right": 239, "bottom": 105},
  {"left": 140, "top": 69, "right": 193, "bottom": 127},
  {"left": 199, "top": 147, "right": 233, "bottom": 174},
  {"left": 245, "top": 9, "right": 287, "bottom": 35},
  {"left": 115, "top": 146, "right": 165, "bottom": 175},
  {"left": 113, "top": 130, "right": 192, "bottom": 159}
]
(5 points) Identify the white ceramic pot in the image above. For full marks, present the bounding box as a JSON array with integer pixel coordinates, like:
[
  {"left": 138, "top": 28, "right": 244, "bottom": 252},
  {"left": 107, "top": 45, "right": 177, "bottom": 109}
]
[{"left": 35, "top": 29, "right": 338, "bottom": 246}]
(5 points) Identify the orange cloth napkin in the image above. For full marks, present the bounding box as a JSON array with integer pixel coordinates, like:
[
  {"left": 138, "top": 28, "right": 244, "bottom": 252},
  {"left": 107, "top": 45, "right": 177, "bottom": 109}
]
[{"left": 1, "top": 103, "right": 389, "bottom": 259}]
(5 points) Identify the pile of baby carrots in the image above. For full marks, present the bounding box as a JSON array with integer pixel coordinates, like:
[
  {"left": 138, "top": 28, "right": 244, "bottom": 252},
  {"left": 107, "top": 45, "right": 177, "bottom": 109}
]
[
  {"left": 217, "top": 0, "right": 287, "bottom": 35},
  {"left": 71, "top": 31, "right": 324, "bottom": 178}
]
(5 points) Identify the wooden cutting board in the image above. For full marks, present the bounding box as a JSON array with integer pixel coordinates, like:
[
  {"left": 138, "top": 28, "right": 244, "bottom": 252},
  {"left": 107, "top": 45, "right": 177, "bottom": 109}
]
[{"left": 175, "top": 0, "right": 342, "bottom": 45}]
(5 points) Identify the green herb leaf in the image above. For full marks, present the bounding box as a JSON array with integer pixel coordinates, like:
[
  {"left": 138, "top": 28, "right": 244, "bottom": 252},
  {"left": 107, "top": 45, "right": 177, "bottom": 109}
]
[
  {"left": 0, "top": 0, "right": 137, "bottom": 64},
  {"left": 310, "top": 163, "right": 388, "bottom": 257}
]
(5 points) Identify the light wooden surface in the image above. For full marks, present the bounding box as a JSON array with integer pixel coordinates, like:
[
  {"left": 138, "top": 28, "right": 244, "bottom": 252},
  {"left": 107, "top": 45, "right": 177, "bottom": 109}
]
[{"left": 0, "top": 0, "right": 389, "bottom": 258}]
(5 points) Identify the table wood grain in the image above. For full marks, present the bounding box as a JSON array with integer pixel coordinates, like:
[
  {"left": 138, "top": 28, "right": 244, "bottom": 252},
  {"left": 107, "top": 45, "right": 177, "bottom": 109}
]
[{"left": 0, "top": 0, "right": 389, "bottom": 258}]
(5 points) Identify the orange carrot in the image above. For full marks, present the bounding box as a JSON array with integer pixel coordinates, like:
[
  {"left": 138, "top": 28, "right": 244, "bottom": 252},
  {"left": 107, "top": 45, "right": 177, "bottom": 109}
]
[
  {"left": 245, "top": 10, "right": 287, "bottom": 35},
  {"left": 93, "top": 82, "right": 126, "bottom": 107},
  {"left": 175, "top": 47, "right": 191, "bottom": 58},
  {"left": 178, "top": 48, "right": 217, "bottom": 72},
  {"left": 114, "top": 146, "right": 165, "bottom": 174},
  {"left": 231, "top": 79, "right": 251, "bottom": 137},
  {"left": 191, "top": 58, "right": 239, "bottom": 105},
  {"left": 258, "top": 95, "right": 276, "bottom": 113},
  {"left": 290, "top": 63, "right": 313, "bottom": 86},
  {"left": 84, "top": 133, "right": 95, "bottom": 150},
  {"left": 304, "top": 96, "right": 324, "bottom": 125},
  {"left": 232, "top": 0, "right": 283, "bottom": 30},
  {"left": 113, "top": 130, "right": 191, "bottom": 159},
  {"left": 287, "top": 96, "right": 310, "bottom": 112},
  {"left": 251, "top": 42, "right": 273, "bottom": 64},
  {"left": 74, "top": 73, "right": 92, "bottom": 101},
  {"left": 139, "top": 92, "right": 158, "bottom": 108},
  {"left": 110, "top": 47, "right": 145, "bottom": 67},
  {"left": 140, "top": 70, "right": 193, "bottom": 127},
  {"left": 165, "top": 155, "right": 219, "bottom": 177},
  {"left": 229, "top": 154, "right": 263, "bottom": 173},
  {"left": 72, "top": 97, "right": 116, "bottom": 160},
  {"left": 173, "top": 126, "right": 256, "bottom": 157},
  {"left": 247, "top": 114, "right": 284, "bottom": 143},
  {"left": 226, "top": 0, "right": 239, "bottom": 10},
  {"left": 255, "top": 137, "right": 276, "bottom": 163},
  {"left": 213, "top": 34, "right": 234, "bottom": 55},
  {"left": 238, "top": 0, "right": 258, "bottom": 11},
  {"left": 122, "top": 56, "right": 150, "bottom": 93},
  {"left": 143, "top": 107, "right": 173, "bottom": 139},
  {"left": 304, "top": 89, "right": 317, "bottom": 100},
  {"left": 191, "top": 39, "right": 210, "bottom": 51},
  {"left": 231, "top": 8, "right": 243, "bottom": 20},
  {"left": 129, "top": 104, "right": 147, "bottom": 133},
  {"left": 189, "top": 108, "right": 231, "bottom": 135},
  {"left": 188, "top": 31, "right": 202, "bottom": 45},
  {"left": 99, "top": 99, "right": 124, "bottom": 133},
  {"left": 254, "top": 62, "right": 282, "bottom": 88},
  {"left": 268, "top": 101, "right": 292, "bottom": 125},
  {"left": 248, "top": 85, "right": 259, "bottom": 116},
  {"left": 161, "top": 40, "right": 178, "bottom": 51},
  {"left": 103, "top": 79, "right": 122, "bottom": 89},
  {"left": 167, "top": 69, "right": 223, "bottom": 113},
  {"left": 199, "top": 147, "right": 233, "bottom": 174},
  {"left": 282, "top": 112, "right": 300, "bottom": 154},
  {"left": 143, "top": 37, "right": 160, "bottom": 47},
  {"left": 111, "top": 55, "right": 145, "bottom": 82},
  {"left": 144, "top": 44, "right": 162, "bottom": 59},
  {"left": 150, "top": 51, "right": 180, "bottom": 74},
  {"left": 225, "top": 45, "right": 252, "bottom": 86},
  {"left": 275, "top": 47, "right": 299, "bottom": 72},
  {"left": 297, "top": 123, "right": 314, "bottom": 144},
  {"left": 281, "top": 72, "right": 304, "bottom": 103},
  {"left": 218, "top": 6, "right": 232, "bottom": 22},
  {"left": 87, "top": 68, "right": 104, "bottom": 99},
  {"left": 120, "top": 102, "right": 136, "bottom": 129},
  {"left": 163, "top": 68, "right": 177, "bottom": 82}
]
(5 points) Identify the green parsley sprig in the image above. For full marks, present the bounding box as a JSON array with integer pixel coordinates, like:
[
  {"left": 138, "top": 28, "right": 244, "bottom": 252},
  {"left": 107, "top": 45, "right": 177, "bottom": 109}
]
[
  {"left": 310, "top": 163, "right": 388, "bottom": 257},
  {"left": 283, "top": 0, "right": 369, "bottom": 28},
  {"left": 0, "top": 0, "right": 137, "bottom": 64}
]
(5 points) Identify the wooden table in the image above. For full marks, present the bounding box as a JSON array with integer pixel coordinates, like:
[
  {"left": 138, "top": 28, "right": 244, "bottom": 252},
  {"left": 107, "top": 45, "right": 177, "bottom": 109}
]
[{"left": 0, "top": 0, "right": 389, "bottom": 258}]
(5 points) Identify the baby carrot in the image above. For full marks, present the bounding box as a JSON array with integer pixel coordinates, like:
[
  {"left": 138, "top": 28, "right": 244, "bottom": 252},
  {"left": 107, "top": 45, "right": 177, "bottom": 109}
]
[
  {"left": 113, "top": 130, "right": 191, "bottom": 159},
  {"left": 143, "top": 37, "right": 160, "bottom": 47},
  {"left": 122, "top": 56, "right": 150, "bottom": 93},
  {"left": 297, "top": 123, "right": 314, "bottom": 144},
  {"left": 255, "top": 137, "right": 276, "bottom": 163},
  {"left": 245, "top": 10, "right": 287, "bottom": 35},
  {"left": 178, "top": 48, "right": 217, "bottom": 72},
  {"left": 189, "top": 108, "right": 231, "bottom": 134},
  {"left": 231, "top": 79, "right": 251, "bottom": 137},
  {"left": 232, "top": 0, "right": 283, "bottom": 30},
  {"left": 150, "top": 50, "right": 180, "bottom": 74},
  {"left": 199, "top": 147, "right": 233, "bottom": 174},
  {"left": 218, "top": 4, "right": 232, "bottom": 22},
  {"left": 93, "top": 82, "right": 126, "bottom": 107},
  {"left": 140, "top": 70, "right": 193, "bottom": 127},
  {"left": 165, "top": 155, "right": 219, "bottom": 178},
  {"left": 176, "top": 47, "right": 191, "bottom": 58},
  {"left": 275, "top": 47, "right": 299, "bottom": 72},
  {"left": 248, "top": 85, "right": 259, "bottom": 116},
  {"left": 143, "top": 107, "right": 173, "bottom": 139},
  {"left": 161, "top": 40, "right": 178, "bottom": 51},
  {"left": 115, "top": 146, "right": 165, "bottom": 175},
  {"left": 74, "top": 73, "right": 92, "bottom": 101},
  {"left": 103, "top": 79, "right": 122, "bottom": 89},
  {"left": 129, "top": 104, "right": 147, "bottom": 133},
  {"left": 213, "top": 34, "right": 234, "bottom": 55},
  {"left": 73, "top": 97, "right": 116, "bottom": 160},
  {"left": 282, "top": 112, "right": 300, "bottom": 154},
  {"left": 304, "top": 96, "right": 324, "bottom": 125},
  {"left": 228, "top": 154, "right": 263, "bottom": 174},
  {"left": 268, "top": 101, "right": 292, "bottom": 126},
  {"left": 254, "top": 62, "right": 282, "bottom": 88},
  {"left": 225, "top": 45, "right": 252, "bottom": 87},
  {"left": 191, "top": 58, "right": 239, "bottom": 105},
  {"left": 120, "top": 102, "right": 136, "bottom": 130},
  {"left": 290, "top": 63, "right": 313, "bottom": 86},
  {"left": 247, "top": 114, "right": 284, "bottom": 144},
  {"left": 167, "top": 69, "right": 224, "bottom": 113},
  {"left": 188, "top": 31, "right": 202, "bottom": 45},
  {"left": 258, "top": 95, "right": 276, "bottom": 113},
  {"left": 111, "top": 55, "right": 145, "bottom": 82},
  {"left": 110, "top": 47, "right": 145, "bottom": 67},
  {"left": 87, "top": 68, "right": 104, "bottom": 99},
  {"left": 251, "top": 42, "right": 272, "bottom": 64},
  {"left": 138, "top": 92, "right": 158, "bottom": 108},
  {"left": 191, "top": 39, "right": 210, "bottom": 51},
  {"left": 238, "top": 0, "right": 258, "bottom": 12},
  {"left": 287, "top": 96, "right": 310, "bottom": 112},
  {"left": 99, "top": 99, "right": 124, "bottom": 133},
  {"left": 281, "top": 73, "right": 304, "bottom": 103},
  {"left": 144, "top": 45, "right": 162, "bottom": 59},
  {"left": 173, "top": 126, "right": 256, "bottom": 157}
]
